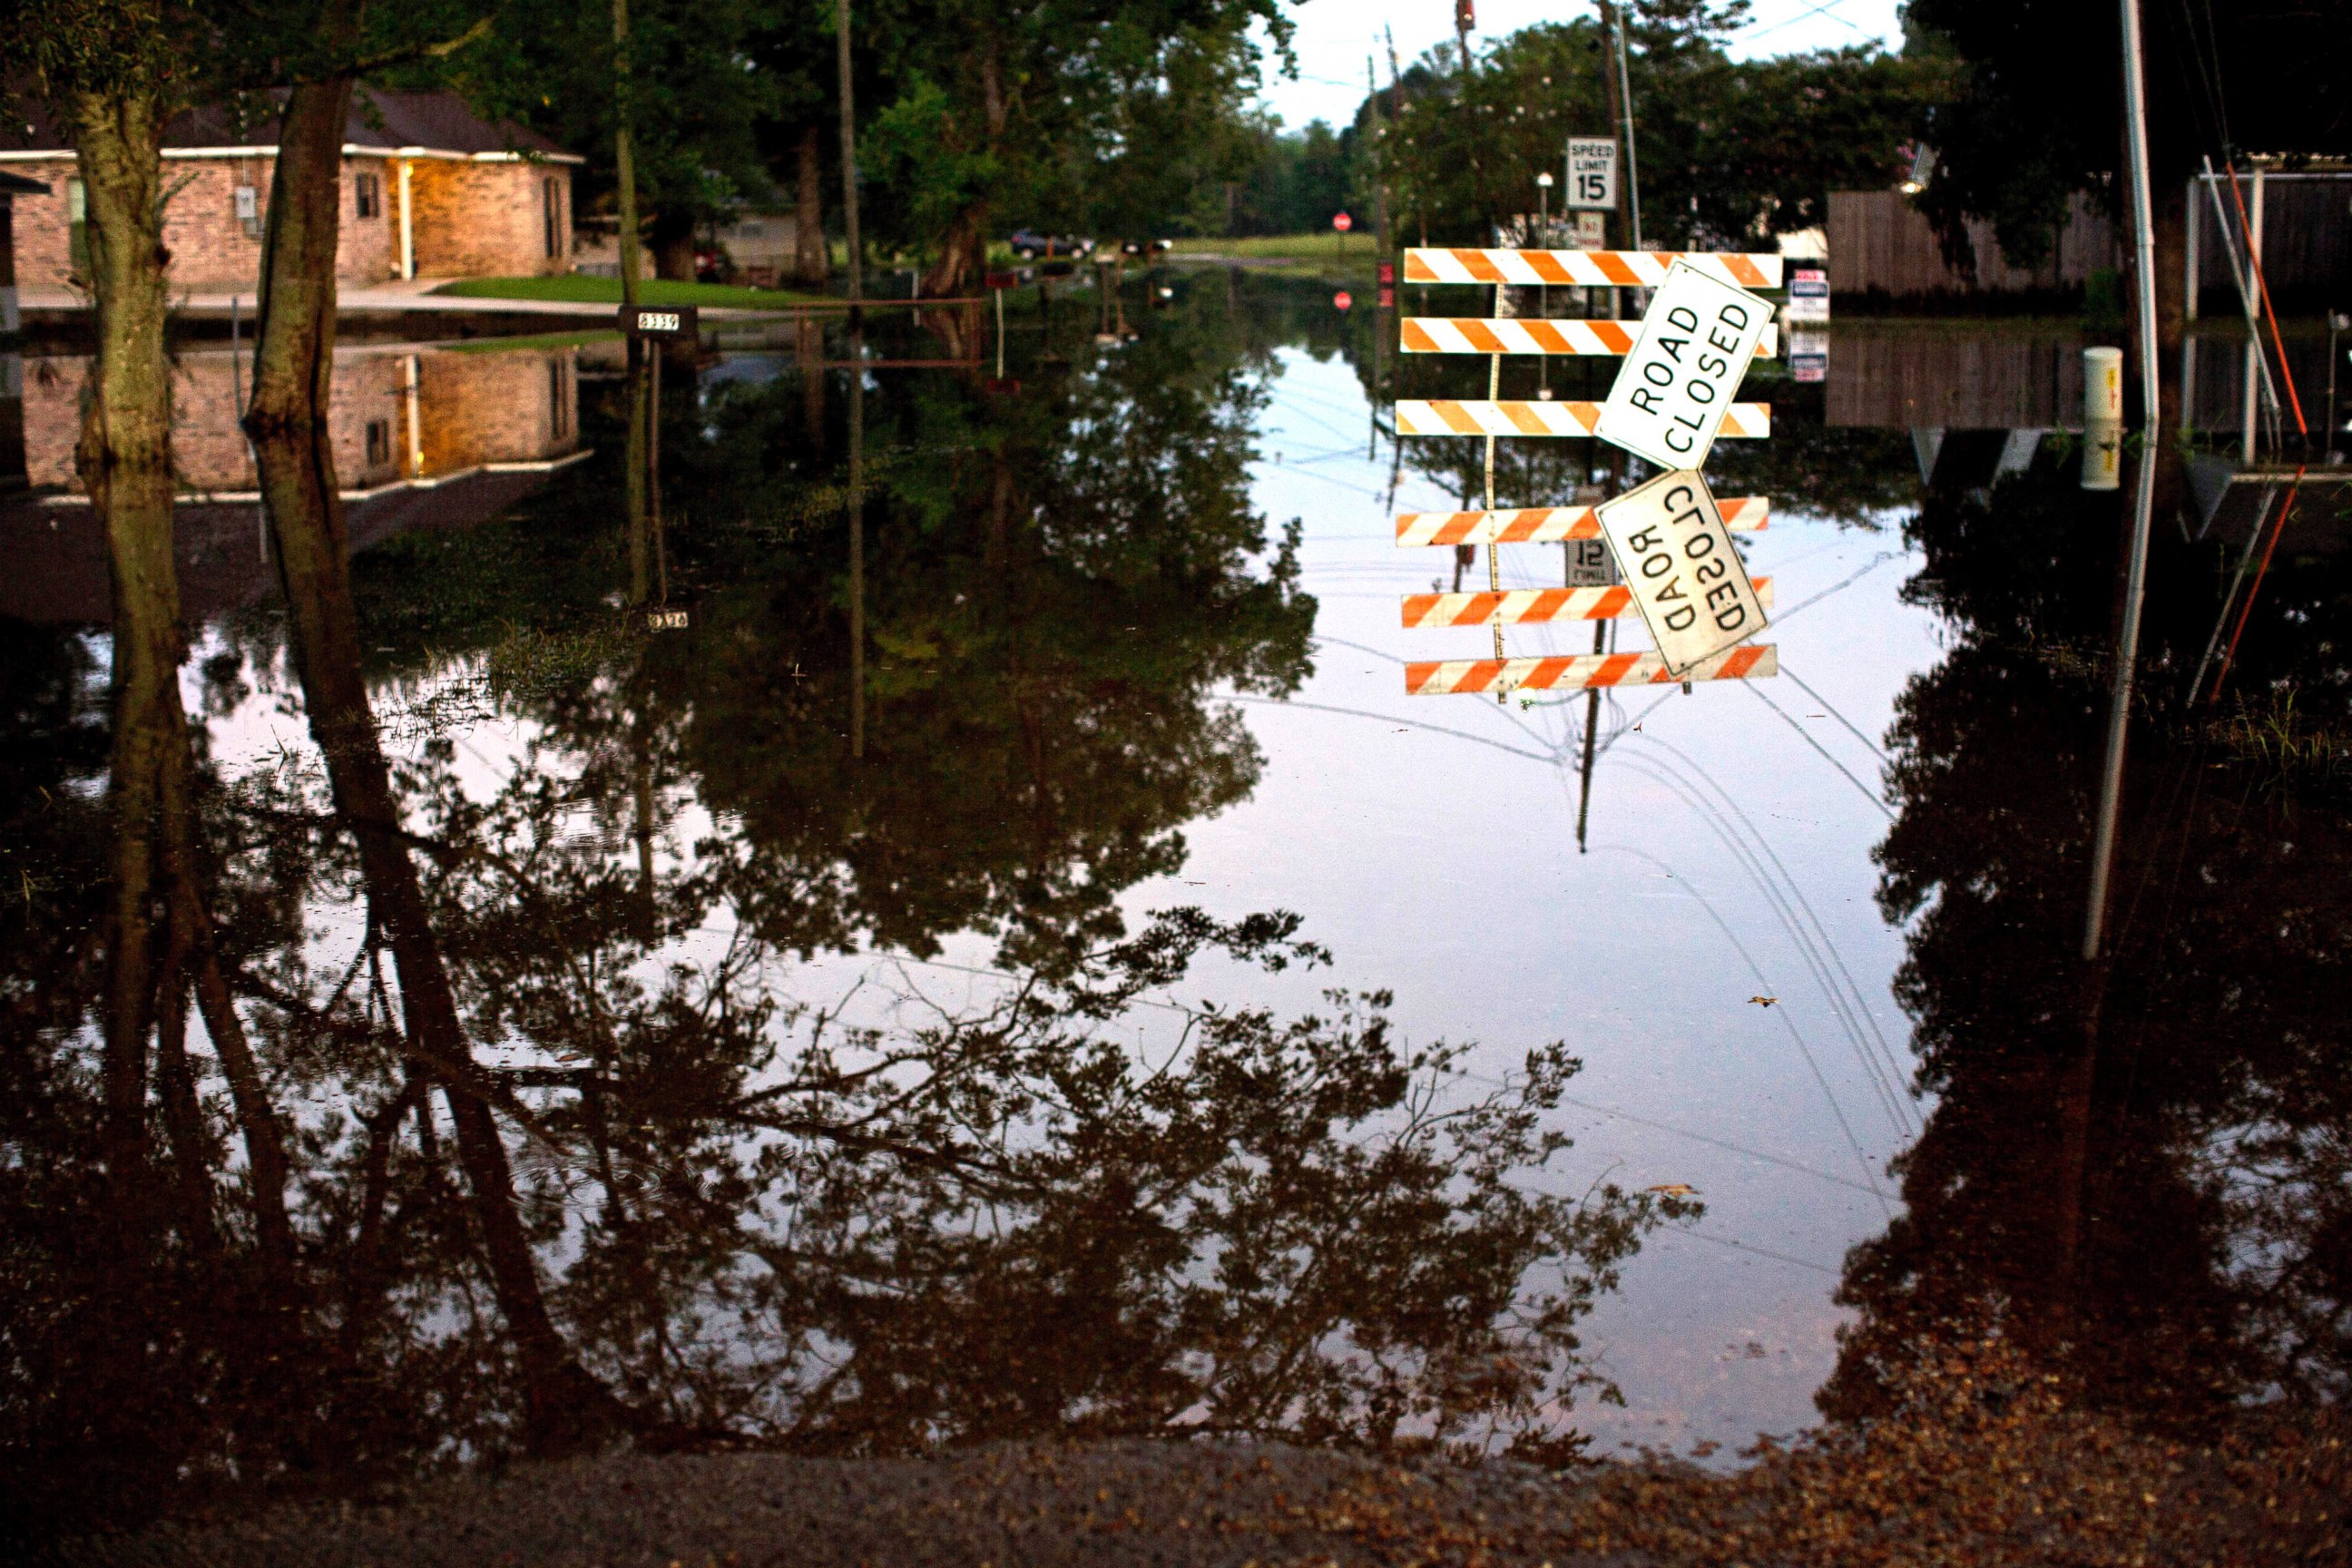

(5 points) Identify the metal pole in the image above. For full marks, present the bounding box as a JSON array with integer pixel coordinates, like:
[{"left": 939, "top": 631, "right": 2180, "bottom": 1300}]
[
  {"left": 1613, "top": 7, "right": 1642, "bottom": 250},
  {"left": 2239, "top": 168, "right": 2264, "bottom": 462},
  {"left": 848, "top": 340, "right": 865, "bottom": 760},
  {"left": 2082, "top": 0, "right": 2163, "bottom": 962},
  {"left": 2181, "top": 177, "right": 2199, "bottom": 324}
]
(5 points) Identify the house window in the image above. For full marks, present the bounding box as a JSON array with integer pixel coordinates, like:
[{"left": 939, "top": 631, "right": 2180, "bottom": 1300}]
[
  {"left": 66, "top": 178, "right": 89, "bottom": 273},
  {"left": 364, "top": 418, "right": 393, "bottom": 467},
  {"left": 547, "top": 360, "right": 570, "bottom": 439},
  {"left": 354, "top": 172, "right": 380, "bottom": 220},
  {"left": 542, "top": 177, "right": 564, "bottom": 260}
]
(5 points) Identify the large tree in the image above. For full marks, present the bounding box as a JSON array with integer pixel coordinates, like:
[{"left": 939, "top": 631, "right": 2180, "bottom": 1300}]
[
  {"left": 1381, "top": 10, "right": 1939, "bottom": 249},
  {"left": 854, "top": 0, "right": 1288, "bottom": 295},
  {"left": 1906, "top": 0, "right": 2352, "bottom": 408}
]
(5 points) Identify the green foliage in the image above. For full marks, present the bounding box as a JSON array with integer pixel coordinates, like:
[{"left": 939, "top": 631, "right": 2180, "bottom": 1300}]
[
  {"left": 1906, "top": 0, "right": 2352, "bottom": 268},
  {"left": 1223, "top": 115, "right": 1355, "bottom": 237},
  {"left": 1381, "top": 13, "right": 1943, "bottom": 248},
  {"left": 430, "top": 274, "right": 826, "bottom": 306},
  {"left": 445, "top": 0, "right": 785, "bottom": 239}
]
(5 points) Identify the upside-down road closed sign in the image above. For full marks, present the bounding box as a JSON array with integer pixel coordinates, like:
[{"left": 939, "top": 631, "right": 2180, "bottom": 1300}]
[
  {"left": 1592, "top": 258, "right": 1773, "bottom": 470},
  {"left": 1595, "top": 469, "right": 1769, "bottom": 676}
]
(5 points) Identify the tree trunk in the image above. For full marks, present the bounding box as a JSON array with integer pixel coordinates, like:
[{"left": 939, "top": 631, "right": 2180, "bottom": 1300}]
[
  {"left": 246, "top": 77, "right": 629, "bottom": 1456},
  {"left": 922, "top": 39, "right": 1004, "bottom": 300},
  {"left": 651, "top": 214, "right": 698, "bottom": 282},
  {"left": 795, "top": 125, "right": 828, "bottom": 285},
  {"left": 921, "top": 202, "right": 987, "bottom": 299},
  {"left": 70, "top": 86, "right": 180, "bottom": 1232},
  {"left": 159, "top": 707, "right": 297, "bottom": 1289}
]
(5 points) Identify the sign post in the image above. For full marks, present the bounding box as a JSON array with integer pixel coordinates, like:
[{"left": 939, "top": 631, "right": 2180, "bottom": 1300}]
[
  {"left": 1333, "top": 209, "right": 1352, "bottom": 261},
  {"left": 617, "top": 304, "right": 700, "bottom": 339}
]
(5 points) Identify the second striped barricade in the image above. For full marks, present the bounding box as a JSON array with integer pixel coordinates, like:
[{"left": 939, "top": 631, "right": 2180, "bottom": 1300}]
[
  {"left": 1393, "top": 496, "right": 1769, "bottom": 546},
  {"left": 1405, "top": 644, "right": 1779, "bottom": 696},
  {"left": 1393, "top": 400, "right": 1770, "bottom": 440}
]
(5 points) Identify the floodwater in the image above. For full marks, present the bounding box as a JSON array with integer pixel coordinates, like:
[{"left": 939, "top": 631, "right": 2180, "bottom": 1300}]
[{"left": 3, "top": 276, "right": 2347, "bottom": 1547}]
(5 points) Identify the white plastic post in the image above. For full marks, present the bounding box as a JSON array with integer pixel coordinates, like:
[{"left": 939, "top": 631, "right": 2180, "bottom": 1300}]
[{"left": 2081, "top": 346, "right": 2122, "bottom": 491}]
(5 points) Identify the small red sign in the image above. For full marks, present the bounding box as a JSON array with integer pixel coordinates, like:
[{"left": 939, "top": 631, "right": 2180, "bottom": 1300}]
[
  {"left": 984, "top": 270, "right": 1018, "bottom": 290},
  {"left": 1378, "top": 261, "right": 1395, "bottom": 285},
  {"left": 1333, "top": 290, "right": 1353, "bottom": 311},
  {"left": 1377, "top": 287, "right": 1395, "bottom": 309},
  {"left": 1331, "top": 212, "right": 1353, "bottom": 233}
]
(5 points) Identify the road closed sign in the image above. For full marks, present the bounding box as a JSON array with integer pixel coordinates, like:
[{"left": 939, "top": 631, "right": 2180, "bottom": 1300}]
[
  {"left": 1595, "top": 469, "right": 1769, "bottom": 676},
  {"left": 1592, "top": 259, "right": 1772, "bottom": 470}
]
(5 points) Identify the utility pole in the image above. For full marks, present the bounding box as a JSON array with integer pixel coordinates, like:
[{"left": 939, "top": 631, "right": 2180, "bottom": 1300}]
[
  {"left": 612, "top": 0, "right": 649, "bottom": 600},
  {"left": 1367, "top": 55, "right": 1389, "bottom": 264},
  {"left": 836, "top": 0, "right": 867, "bottom": 759},
  {"left": 1606, "top": 0, "right": 1642, "bottom": 249},
  {"left": 2082, "top": 0, "right": 2163, "bottom": 961}
]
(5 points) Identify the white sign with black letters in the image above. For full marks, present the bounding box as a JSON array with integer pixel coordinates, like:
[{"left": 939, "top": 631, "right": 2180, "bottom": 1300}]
[
  {"left": 1593, "top": 259, "right": 1772, "bottom": 470},
  {"left": 1566, "top": 139, "right": 1618, "bottom": 211},
  {"left": 1595, "top": 470, "right": 1768, "bottom": 675}
]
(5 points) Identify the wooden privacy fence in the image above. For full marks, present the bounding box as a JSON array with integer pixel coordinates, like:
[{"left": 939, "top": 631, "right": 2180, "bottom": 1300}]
[
  {"left": 1828, "top": 190, "right": 2121, "bottom": 300},
  {"left": 1832, "top": 175, "right": 2351, "bottom": 308}
]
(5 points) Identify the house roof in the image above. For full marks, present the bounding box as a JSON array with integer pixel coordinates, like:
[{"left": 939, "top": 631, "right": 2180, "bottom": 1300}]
[{"left": 0, "top": 88, "right": 581, "bottom": 164}]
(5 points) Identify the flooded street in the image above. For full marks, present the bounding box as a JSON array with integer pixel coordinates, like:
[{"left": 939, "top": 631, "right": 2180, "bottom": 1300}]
[{"left": 4, "top": 274, "right": 2348, "bottom": 1559}]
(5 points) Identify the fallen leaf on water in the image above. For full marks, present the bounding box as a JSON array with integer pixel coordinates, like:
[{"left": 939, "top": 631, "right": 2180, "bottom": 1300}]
[
  {"left": 1749, "top": 995, "right": 1779, "bottom": 1007},
  {"left": 1647, "top": 1183, "right": 1697, "bottom": 1197}
]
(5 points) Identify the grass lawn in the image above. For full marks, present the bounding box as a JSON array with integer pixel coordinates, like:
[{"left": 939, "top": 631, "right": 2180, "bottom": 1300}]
[
  {"left": 432, "top": 275, "right": 829, "bottom": 309},
  {"left": 1166, "top": 233, "right": 1382, "bottom": 264},
  {"left": 446, "top": 328, "right": 624, "bottom": 354}
]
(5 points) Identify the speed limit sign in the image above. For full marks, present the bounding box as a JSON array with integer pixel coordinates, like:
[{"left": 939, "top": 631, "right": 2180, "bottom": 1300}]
[{"left": 1566, "top": 139, "right": 1618, "bottom": 211}]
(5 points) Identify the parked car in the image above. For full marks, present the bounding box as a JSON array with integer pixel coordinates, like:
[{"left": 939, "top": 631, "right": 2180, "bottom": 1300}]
[
  {"left": 1010, "top": 229, "right": 1093, "bottom": 260},
  {"left": 1118, "top": 239, "right": 1177, "bottom": 257}
]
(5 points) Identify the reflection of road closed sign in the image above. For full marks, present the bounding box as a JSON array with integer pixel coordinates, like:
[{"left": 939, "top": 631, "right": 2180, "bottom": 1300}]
[
  {"left": 1567, "top": 139, "right": 1618, "bottom": 211},
  {"left": 1332, "top": 211, "right": 1353, "bottom": 232},
  {"left": 1593, "top": 259, "right": 1772, "bottom": 470},
  {"left": 1595, "top": 469, "right": 1769, "bottom": 676}
]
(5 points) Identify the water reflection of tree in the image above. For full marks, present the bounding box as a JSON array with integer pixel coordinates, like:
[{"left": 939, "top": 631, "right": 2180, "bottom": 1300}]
[
  {"left": 1826, "top": 454, "right": 2352, "bottom": 1431},
  {"left": 1, "top": 312, "right": 1690, "bottom": 1543}
]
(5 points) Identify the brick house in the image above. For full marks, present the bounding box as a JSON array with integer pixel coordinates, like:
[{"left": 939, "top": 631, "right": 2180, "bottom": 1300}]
[{"left": 0, "top": 88, "right": 583, "bottom": 291}]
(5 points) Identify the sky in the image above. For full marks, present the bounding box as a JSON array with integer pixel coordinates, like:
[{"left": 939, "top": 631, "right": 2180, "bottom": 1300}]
[{"left": 1256, "top": 0, "right": 1906, "bottom": 131}]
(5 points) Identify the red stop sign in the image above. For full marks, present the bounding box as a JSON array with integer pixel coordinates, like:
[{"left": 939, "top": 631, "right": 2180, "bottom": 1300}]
[
  {"left": 1332, "top": 211, "right": 1353, "bottom": 232},
  {"left": 1333, "top": 290, "right": 1353, "bottom": 311}
]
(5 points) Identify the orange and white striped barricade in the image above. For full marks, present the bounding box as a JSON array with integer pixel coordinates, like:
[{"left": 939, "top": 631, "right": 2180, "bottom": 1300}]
[
  {"left": 1400, "top": 318, "right": 1779, "bottom": 358},
  {"left": 1401, "top": 248, "right": 1782, "bottom": 290},
  {"left": 1393, "top": 399, "right": 1770, "bottom": 440},
  {"left": 1394, "top": 496, "right": 1768, "bottom": 546},
  {"left": 1401, "top": 577, "right": 1773, "bottom": 629},
  {"left": 1405, "top": 644, "right": 1778, "bottom": 697}
]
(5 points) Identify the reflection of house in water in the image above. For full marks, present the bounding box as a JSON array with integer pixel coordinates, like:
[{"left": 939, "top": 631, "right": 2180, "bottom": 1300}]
[
  {"left": 15, "top": 342, "right": 582, "bottom": 496},
  {"left": 0, "top": 343, "right": 589, "bottom": 624}
]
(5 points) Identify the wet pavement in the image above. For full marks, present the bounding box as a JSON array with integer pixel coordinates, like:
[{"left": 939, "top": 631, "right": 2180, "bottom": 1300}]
[{"left": 3, "top": 276, "right": 2347, "bottom": 1555}]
